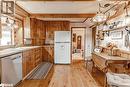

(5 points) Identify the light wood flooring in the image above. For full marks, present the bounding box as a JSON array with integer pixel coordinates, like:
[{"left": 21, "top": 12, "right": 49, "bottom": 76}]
[{"left": 17, "top": 61, "right": 103, "bottom": 87}]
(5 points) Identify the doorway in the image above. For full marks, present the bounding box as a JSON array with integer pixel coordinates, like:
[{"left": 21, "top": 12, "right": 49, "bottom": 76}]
[{"left": 71, "top": 27, "right": 86, "bottom": 60}]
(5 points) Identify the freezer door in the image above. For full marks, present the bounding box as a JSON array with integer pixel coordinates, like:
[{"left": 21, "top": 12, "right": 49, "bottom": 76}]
[
  {"left": 54, "top": 31, "right": 71, "bottom": 43},
  {"left": 54, "top": 43, "right": 71, "bottom": 64}
]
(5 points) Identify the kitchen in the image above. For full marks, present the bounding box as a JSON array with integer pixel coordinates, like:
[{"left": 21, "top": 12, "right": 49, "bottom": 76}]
[{"left": 1, "top": 0, "right": 130, "bottom": 87}]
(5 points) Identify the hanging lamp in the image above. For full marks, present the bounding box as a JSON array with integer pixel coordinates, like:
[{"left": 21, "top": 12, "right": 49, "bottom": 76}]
[{"left": 93, "top": 3, "right": 107, "bottom": 23}]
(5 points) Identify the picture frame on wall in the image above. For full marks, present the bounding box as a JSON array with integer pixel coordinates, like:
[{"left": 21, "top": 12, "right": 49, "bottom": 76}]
[
  {"left": 1, "top": 1, "right": 15, "bottom": 15},
  {"left": 111, "top": 30, "right": 123, "bottom": 39}
]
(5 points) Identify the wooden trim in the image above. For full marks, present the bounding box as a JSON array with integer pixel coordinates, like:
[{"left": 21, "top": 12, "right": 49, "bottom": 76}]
[
  {"left": 14, "top": 4, "right": 30, "bottom": 21},
  {"left": 70, "top": 18, "right": 88, "bottom": 23},
  {"left": 71, "top": 27, "right": 86, "bottom": 29},
  {"left": 15, "top": 4, "right": 30, "bottom": 17},
  {"left": 20, "top": 0, "right": 96, "bottom": 1},
  {"left": 30, "top": 14, "right": 95, "bottom": 18},
  {"left": 83, "top": 18, "right": 88, "bottom": 23},
  {"left": 22, "top": 20, "right": 25, "bottom": 46}
]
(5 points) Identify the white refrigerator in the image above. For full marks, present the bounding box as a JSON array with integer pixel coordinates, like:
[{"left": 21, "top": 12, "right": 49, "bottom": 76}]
[{"left": 54, "top": 31, "right": 71, "bottom": 64}]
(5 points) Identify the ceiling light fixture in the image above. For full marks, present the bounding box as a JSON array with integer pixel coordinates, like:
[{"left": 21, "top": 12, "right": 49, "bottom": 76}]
[
  {"left": 13, "top": 20, "right": 18, "bottom": 28},
  {"left": 6, "top": 18, "right": 11, "bottom": 27},
  {"left": 93, "top": 3, "right": 108, "bottom": 23},
  {"left": 124, "top": 2, "right": 130, "bottom": 27}
]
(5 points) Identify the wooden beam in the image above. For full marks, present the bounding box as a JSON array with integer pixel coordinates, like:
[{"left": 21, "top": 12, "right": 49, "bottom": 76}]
[
  {"left": 16, "top": 0, "right": 129, "bottom": 1},
  {"left": 17, "top": 0, "right": 96, "bottom": 1},
  {"left": 30, "top": 14, "right": 95, "bottom": 18},
  {"left": 15, "top": 4, "right": 30, "bottom": 17}
]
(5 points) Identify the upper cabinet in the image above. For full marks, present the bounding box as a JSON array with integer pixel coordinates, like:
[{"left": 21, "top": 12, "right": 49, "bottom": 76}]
[
  {"left": 30, "top": 18, "right": 46, "bottom": 46},
  {"left": 30, "top": 18, "right": 46, "bottom": 39},
  {"left": 37, "top": 20, "right": 46, "bottom": 39}
]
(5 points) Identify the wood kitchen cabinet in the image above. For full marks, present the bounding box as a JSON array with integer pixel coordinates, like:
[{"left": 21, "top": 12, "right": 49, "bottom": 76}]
[
  {"left": 22, "top": 47, "right": 42, "bottom": 78},
  {"left": 37, "top": 20, "right": 46, "bottom": 39},
  {"left": 34, "top": 47, "right": 42, "bottom": 66},
  {"left": 42, "top": 46, "right": 54, "bottom": 63},
  {"left": 22, "top": 50, "right": 34, "bottom": 77},
  {"left": 30, "top": 18, "right": 46, "bottom": 46}
]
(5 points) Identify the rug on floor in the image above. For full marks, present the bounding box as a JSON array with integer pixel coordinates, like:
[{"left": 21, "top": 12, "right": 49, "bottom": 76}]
[{"left": 26, "top": 62, "right": 53, "bottom": 80}]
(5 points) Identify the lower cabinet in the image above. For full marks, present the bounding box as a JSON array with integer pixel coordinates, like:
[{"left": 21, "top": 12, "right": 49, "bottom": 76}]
[
  {"left": 42, "top": 46, "right": 54, "bottom": 63},
  {"left": 22, "top": 47, "right": 42, "bottom": 78}
]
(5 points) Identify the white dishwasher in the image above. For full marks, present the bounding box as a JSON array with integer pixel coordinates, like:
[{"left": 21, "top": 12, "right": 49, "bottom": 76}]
[{"left": 1, "top": 53, "right": 22, "bottom": 86}]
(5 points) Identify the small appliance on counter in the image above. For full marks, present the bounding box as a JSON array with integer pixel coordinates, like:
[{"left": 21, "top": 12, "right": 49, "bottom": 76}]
[{"left": 94, "top": 48, "right": 102, "bottom": 53}]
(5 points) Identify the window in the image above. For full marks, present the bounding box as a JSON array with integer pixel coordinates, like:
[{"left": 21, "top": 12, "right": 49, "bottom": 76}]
[
  {"left": 0, "top": 25, "right": 13, "bottom": 46},
  {"left": 0, "top": 16, "right": 23, "bottom": 46}
]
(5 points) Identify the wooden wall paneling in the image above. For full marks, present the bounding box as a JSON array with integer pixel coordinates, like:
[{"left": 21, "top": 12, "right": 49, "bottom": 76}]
[{"left": 42, "top": 46, "right": 54, "bottom": 63}]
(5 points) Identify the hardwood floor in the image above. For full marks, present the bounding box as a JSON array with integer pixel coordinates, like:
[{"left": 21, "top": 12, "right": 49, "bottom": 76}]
[{"left": 17, "top": 61, "right": 102, "bottom": 87}]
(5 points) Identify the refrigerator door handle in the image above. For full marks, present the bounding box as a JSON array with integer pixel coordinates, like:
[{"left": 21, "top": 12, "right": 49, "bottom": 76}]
[{"left": 61, "top": 45, "right": 64, "bottom": 48}]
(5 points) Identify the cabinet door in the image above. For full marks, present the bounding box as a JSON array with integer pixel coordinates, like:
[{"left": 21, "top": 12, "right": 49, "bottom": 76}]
[
  {"left": 42, "top": 47, "right": 54, "bottom": 63},
  {"left": 54, "top": 43, "right": 71, "bottom": 64},
  {"left": 22, "top": 51, "right": 31, "bottom": 77},
  {"left": 22, "top": 52, "right": 27, "bottom": 77},
  {"left": 26, "top": 51, "right": 30, "bottom": 75},
  {"left": 42, "top": 47, "right": 48, "bottom": 62}
]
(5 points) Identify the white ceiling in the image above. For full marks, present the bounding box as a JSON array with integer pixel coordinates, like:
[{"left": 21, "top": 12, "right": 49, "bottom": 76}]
[
  {"left": 16, "top": 1, "right": 99, "bottom": 14},
  {"left": 16, "top": 1, "right": 126, "bottom": 23}
]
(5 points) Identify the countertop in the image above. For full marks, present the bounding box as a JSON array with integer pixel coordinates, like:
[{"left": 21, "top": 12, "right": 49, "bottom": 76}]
[
  {"left": 42, "top": 45, "right": 54, "bottom": 47},
  {"left": 92, "top": 52, "right": 130, "bottom": 61},
  {"left": 0, "top": 46, "right": 41, "bottom": 58}
]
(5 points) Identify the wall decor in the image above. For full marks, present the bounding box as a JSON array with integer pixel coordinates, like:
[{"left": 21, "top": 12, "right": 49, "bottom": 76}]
[
  {"left": 77, "top": 36, "right": 82, "bottom": 49},
  {"left": 98, "top": 30, "right": 104, "bottom": 40},
  {"left": 111, "top": 30, "right": 123, "bottom": 39},
  {"left": 73, "top": 33, "right": 76, "bottom": 42},
  {"left": 109, "top": 21, "right": 123, "bottom": 29},
  {"left": 1, "top": 1, "right": 15, "bottom": 15}
]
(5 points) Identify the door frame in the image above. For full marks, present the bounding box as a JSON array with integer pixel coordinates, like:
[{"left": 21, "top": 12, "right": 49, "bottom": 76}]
[{"left": 71, "top": 27, "right": 86, "bottom": 61}]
